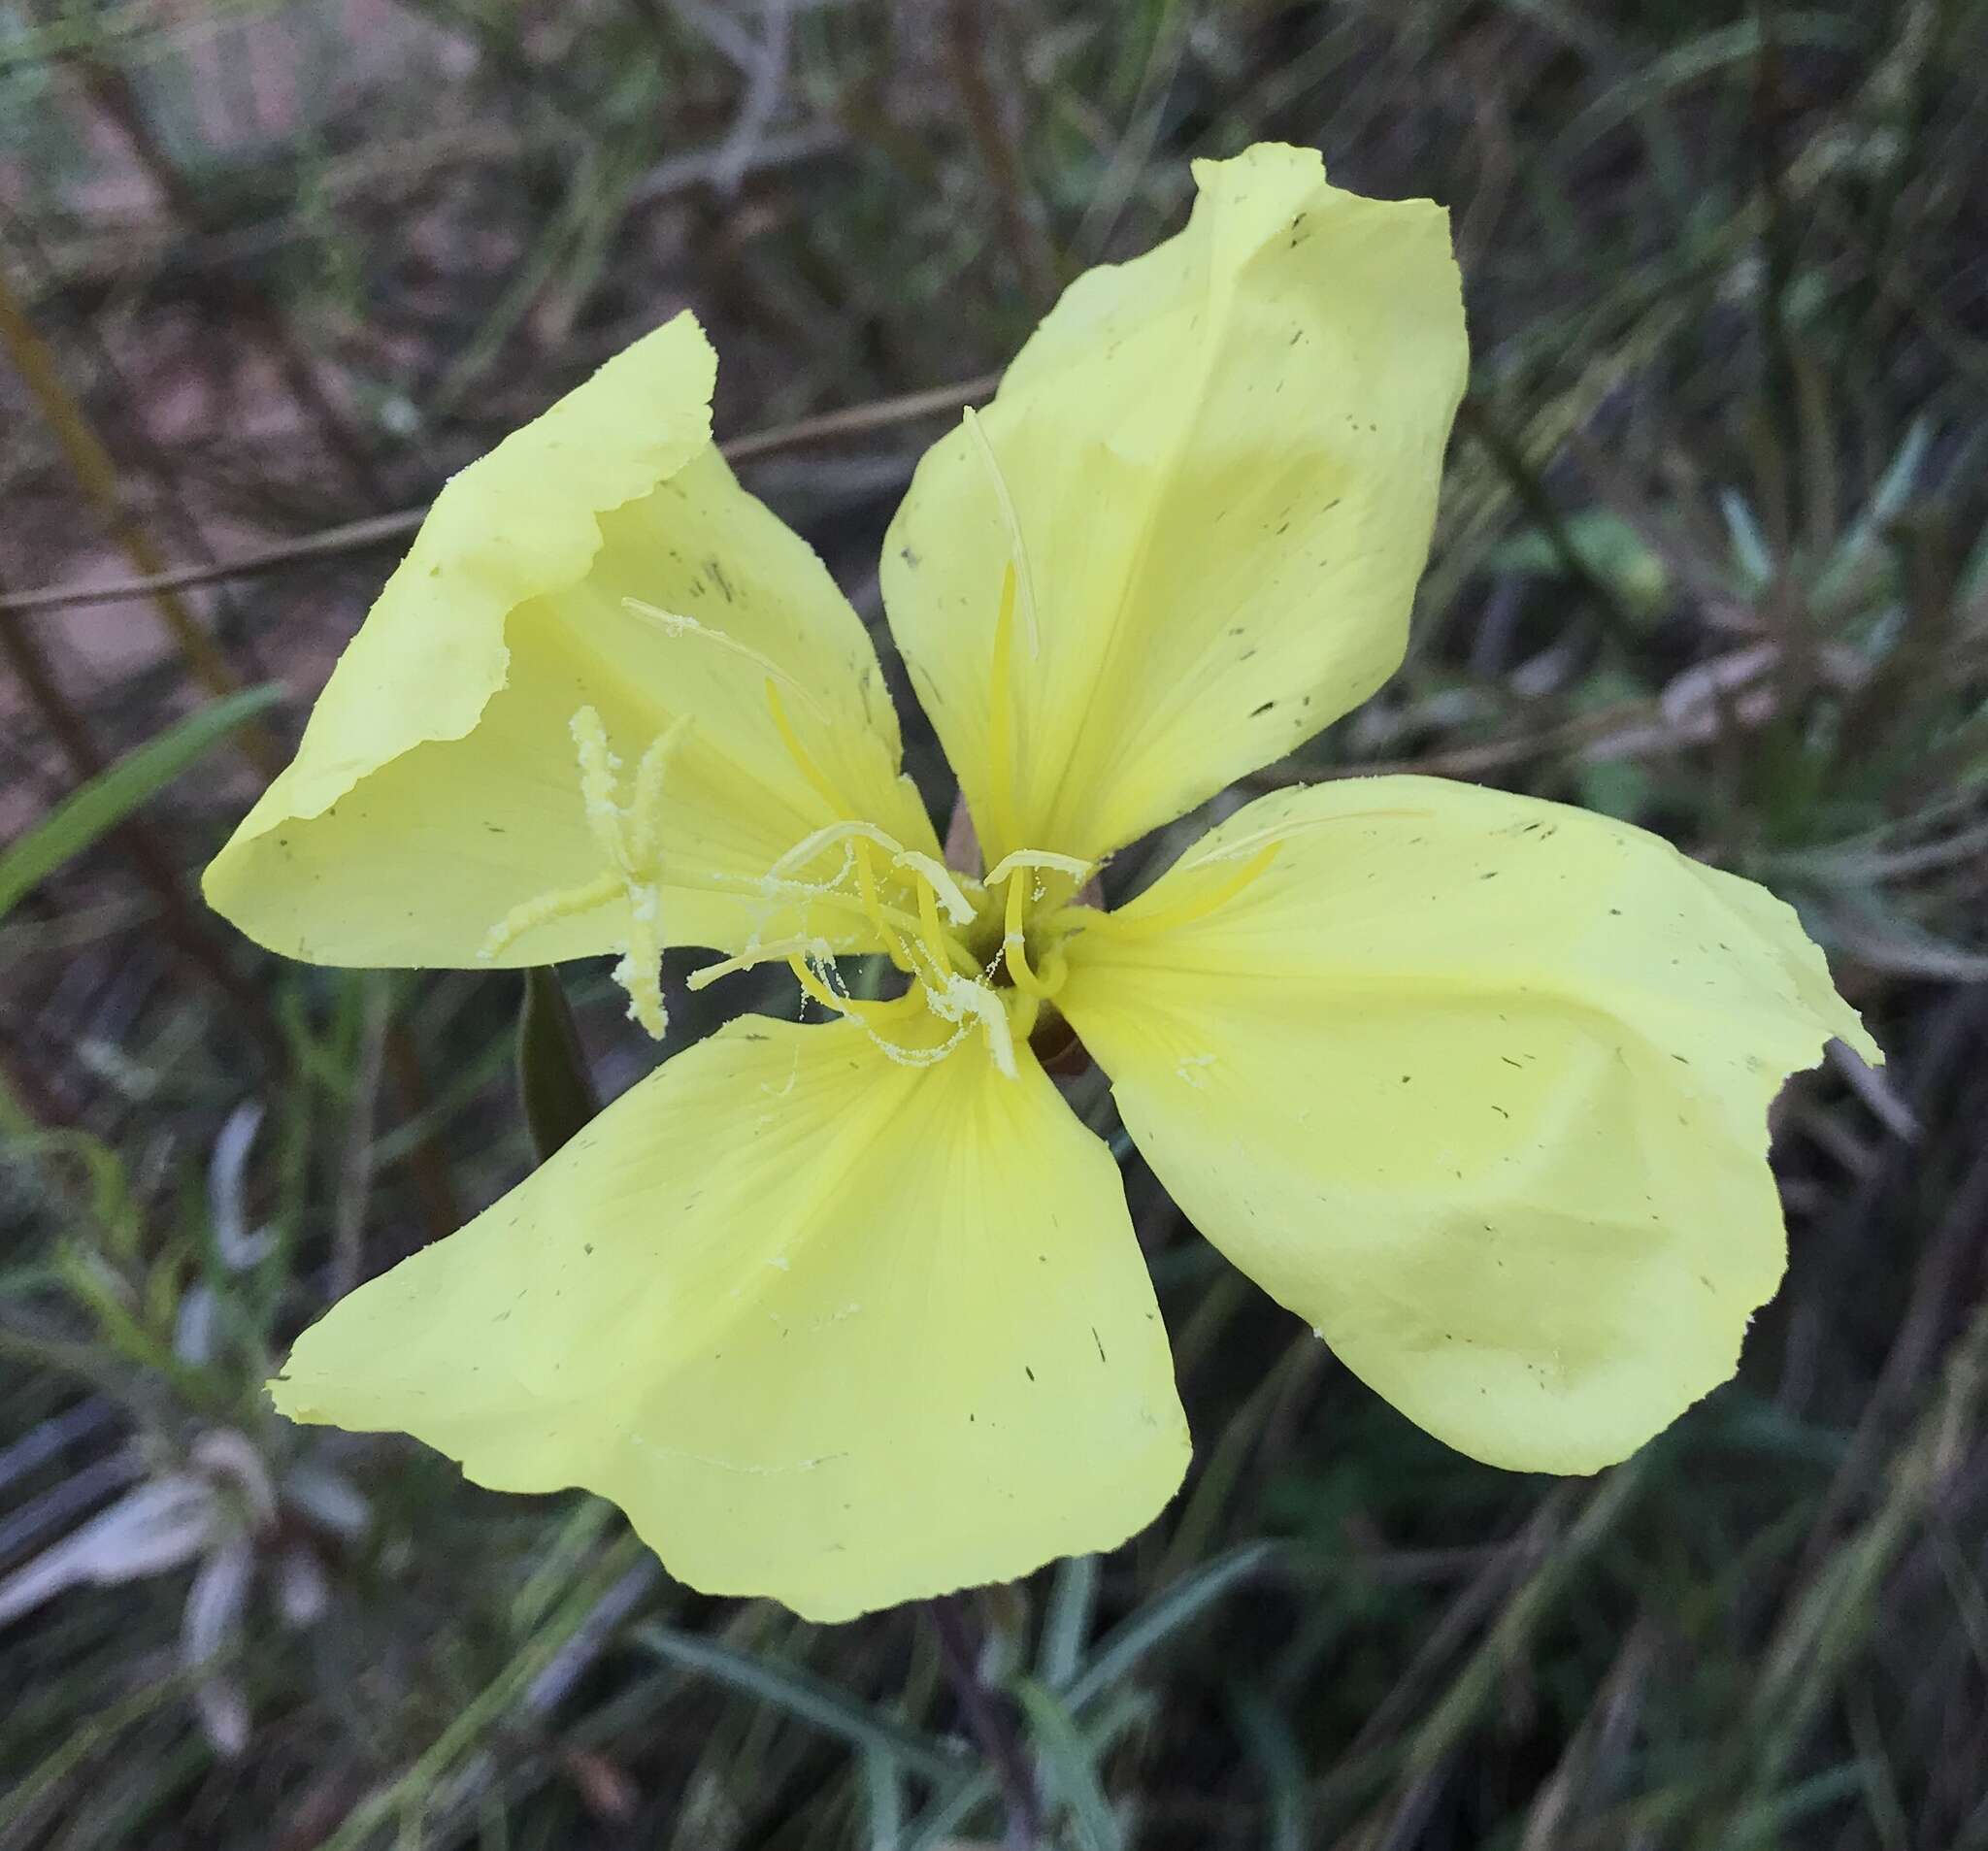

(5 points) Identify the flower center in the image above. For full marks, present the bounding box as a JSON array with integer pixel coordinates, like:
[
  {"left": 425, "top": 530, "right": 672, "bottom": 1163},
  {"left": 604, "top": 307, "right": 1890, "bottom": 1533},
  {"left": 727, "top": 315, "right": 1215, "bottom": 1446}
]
[
  {"left": 687, "top": 825, "right": 1092, "bottom": 1079},
  {"left": 475, "top": 481, "right": 1319, "bottom": 1068}
]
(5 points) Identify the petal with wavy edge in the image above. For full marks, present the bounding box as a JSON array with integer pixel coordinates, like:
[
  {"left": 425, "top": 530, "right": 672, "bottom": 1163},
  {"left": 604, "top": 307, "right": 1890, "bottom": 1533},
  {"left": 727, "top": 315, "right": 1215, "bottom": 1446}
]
[
  {"left": 270, "top": 1015, "right": 1190, "bottom": 1621},
  {"left": 206, "top": 314, "right": 935, "bottom": 971},
  {"left": 879, "top": 144, "right": 1467, "bottom": 868},
  {"left": 1059, "top": 777, "right": 1877, "bottom": 1474}
]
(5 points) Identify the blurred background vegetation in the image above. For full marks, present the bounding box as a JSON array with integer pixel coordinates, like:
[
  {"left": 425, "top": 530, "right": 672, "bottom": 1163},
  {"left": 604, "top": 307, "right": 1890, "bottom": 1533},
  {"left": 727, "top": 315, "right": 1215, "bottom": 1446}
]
[{"left": 3, "top": 1, "right": 1986, "bottom": 1846}]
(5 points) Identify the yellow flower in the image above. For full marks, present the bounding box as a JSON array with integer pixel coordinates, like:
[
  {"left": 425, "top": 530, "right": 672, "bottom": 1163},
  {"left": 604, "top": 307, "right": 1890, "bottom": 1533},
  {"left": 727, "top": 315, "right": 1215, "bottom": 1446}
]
[{"left": 206, "top": 145, "right": 1875, "bottom": 1623}]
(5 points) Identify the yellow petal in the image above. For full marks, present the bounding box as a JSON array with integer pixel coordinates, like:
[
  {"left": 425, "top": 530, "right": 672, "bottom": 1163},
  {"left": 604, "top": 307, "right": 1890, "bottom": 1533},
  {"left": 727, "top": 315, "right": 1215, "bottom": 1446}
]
[
  {"left": 879, "top": 144, "right": 1467, "bottom": 867},
  {"left": 270, "top": 1015, "right": 1189, "bottom": 1621},
  {"left": 1058, "top": 777, "right": 1877, "bottom": 1475},
  {"left": 206, "top": 314, "right": 934, "bottom": 971}
]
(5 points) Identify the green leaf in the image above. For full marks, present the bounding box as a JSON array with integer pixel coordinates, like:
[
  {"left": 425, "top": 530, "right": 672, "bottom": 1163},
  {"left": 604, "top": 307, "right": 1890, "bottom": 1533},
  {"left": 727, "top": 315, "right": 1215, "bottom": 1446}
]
[
  {"left": 0, "top": 684, "right": 282, "bottom": 925},
  {"left": 1487, "top": 508, "right": 1670, "bottom": 614},
  {"left": 515, "top": 966, "right": 600, "bottom": 1164}
]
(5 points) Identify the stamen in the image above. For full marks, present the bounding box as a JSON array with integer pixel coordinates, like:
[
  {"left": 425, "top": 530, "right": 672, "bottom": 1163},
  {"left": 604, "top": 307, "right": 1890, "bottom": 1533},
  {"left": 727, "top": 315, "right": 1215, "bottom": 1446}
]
[
  {"left": 788, "top": 952, "right": 849, "bottom": 1018},
  {"left": 622, "top": 598, "right": 829, "bottom": 724},
  {"left": 983, "top": 848, "right": 1093, "bottom": 886},
  {"left": 853, "top": 838, "right": 915, "bottom": 974},
  {"left": 773, "top": 879, "right": 932, "bottom": 950},
  {"left": 1001, "top": 866, "right": 1057, "bottom": 999},
  {"left": 890, "top": 851, "right": 977, "bottom": 927},
  {"left": 764, "top": 678, "right": 848, "bottom": 818},
  {"left": 696, "top": 928, "right": 947, "bottom": 1001},
  {"left": 1008, "top": 990, "right": 1043, "bottom": 1043},
  {"left": 769, "top": 819, "right": 909, "bottom": 882},
  {"left": 479, "top": 870, "right": 622, "bottom": 961},
  {"left": 785, "top": 952, "right": 927, "bottom": 1025},
  {"left": 756, "top": 822, "right": 979, "bottom": 976},
  {"left": 688, "top": 935, "right": 824, "bottom": 992},
  {"left": 927, "top": 974, "right": 1019, "bottom": 1079},
  {"left": 982, "top": 563, "right": 1022, "bottom": 864},
  {"left": 962, "top": 407, "right": 1040, "bottom": 657},
  {"left": 914, "top": 879, "right": 953, "bottom": 981},
  {"left": 786, "top": 950, "right": 972, "bottom": 1070}
]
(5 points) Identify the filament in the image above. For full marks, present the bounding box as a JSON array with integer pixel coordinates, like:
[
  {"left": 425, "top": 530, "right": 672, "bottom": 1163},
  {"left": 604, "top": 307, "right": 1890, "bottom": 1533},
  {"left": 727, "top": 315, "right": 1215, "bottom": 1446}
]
[
  {"left": 622, "top": 598, "right": 829, "bottom": 724},
  {"left": 962, "top": 407, "right": 1040, "bottom": 656},
  {"left": 764, "top": 678, "right": 848, "bottom": 818}
]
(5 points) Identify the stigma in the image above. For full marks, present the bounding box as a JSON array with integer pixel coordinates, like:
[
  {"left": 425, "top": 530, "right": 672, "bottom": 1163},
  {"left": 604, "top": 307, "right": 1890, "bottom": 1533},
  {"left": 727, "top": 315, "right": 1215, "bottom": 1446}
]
[{"left": 478, "top": 706, "right": 689, "bottom": 1039}]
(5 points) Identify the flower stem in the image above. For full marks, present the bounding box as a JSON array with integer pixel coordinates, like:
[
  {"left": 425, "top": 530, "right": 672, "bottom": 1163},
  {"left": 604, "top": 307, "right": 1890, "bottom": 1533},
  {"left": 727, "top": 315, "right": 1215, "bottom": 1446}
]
[{"left": 929, "top": 1593, "right": 1041, "bottom": 1851}]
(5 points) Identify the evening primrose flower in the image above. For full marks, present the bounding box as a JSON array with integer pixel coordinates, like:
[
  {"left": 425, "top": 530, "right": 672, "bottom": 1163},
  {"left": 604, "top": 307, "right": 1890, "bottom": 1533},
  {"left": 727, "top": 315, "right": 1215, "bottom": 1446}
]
[{"left": 205, "top": 145, "right": 1875, "bottom": 1622}]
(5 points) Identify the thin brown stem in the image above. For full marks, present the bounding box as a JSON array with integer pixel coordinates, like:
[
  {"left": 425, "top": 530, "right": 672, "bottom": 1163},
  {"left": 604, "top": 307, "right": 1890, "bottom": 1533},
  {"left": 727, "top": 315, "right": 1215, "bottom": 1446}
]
[
  {"left": 74, "top": 54, "right": 387, "bottom": 504},
  {"left": 2, "top": 373, "right": 1003, "bottom": 619},
  {"left": 0, "top": 263, "right": 282, "bottom": 776},
  {"left": 929, "top": 1594, "right": 1040, "bottom": 1851},
  {"left": 1750, "top": 1, "right": 1806, "bottom": 538},
  {"left": 1455, "top": 394, "right": 1641, "bottom": 658},
  {"left": 943, "top": 0, "right": 1058, "bottom": 309}
]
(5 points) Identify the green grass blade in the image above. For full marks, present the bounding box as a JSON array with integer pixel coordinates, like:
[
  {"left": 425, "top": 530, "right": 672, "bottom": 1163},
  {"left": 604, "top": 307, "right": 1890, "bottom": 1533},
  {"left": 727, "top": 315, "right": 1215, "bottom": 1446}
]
[
  {"left": 1039, "top": 1551, "right": 1100, "bottom": 1690},
  {"left": 1015, "top": 1674, "right": 1123, "bottom": 1851},
  {"left": 1230, "top": 1684, "right": 1307, "bottom": 1851},
  {"left": 1065, "top": 1540, "right": 1276, "bottom": 1710},
  {"left": 634, "top": 1624, "right": 966, "bottom": 1788},
  {"left": 862, "top": 1748, "right": 906, "bottom": 1851},
  {"left": 0, "top": 684, "right": 282, "bottom": 924}
]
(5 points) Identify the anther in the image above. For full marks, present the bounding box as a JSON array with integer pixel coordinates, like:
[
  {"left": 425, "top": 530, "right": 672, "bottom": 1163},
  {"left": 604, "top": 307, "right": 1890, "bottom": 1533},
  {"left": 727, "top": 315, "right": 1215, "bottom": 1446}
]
[
  {"left": 891, "top": 851, "right": 977, "bottom": 926},
  {"left": 926, "top": 972, "right": 1019, "bottom": 1079},
  {"left": 769, "top": 819, "right": 909, "bottom": 882},
  {"left": 983, "top": 849, "right": 1093, "bottom": 886},
  {"left": 690, "top": 935, "right": 825, "bottom": 992}
]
